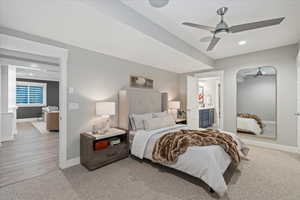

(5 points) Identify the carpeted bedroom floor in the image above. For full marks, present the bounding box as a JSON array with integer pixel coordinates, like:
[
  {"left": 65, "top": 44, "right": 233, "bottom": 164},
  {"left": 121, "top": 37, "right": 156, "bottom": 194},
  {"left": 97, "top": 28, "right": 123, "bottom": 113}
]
[{"left": 1, "top": 145, "right": 300, "bottom": 200}]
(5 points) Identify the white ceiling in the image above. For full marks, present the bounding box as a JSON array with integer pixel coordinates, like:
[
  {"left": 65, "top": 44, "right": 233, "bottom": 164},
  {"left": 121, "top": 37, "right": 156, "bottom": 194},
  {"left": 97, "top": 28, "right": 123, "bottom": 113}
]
[
  {"left": 0, "top": 0, "right": 213, "bottom": 73},
  {"left": 15, "top": 64, "right": 60, "bottom": 82},
  {"left": 121, "top": 0, "right": 300, "bottom": 59},
  {"left": 0, "top": 48, "right": 60, "bottom": 81}
]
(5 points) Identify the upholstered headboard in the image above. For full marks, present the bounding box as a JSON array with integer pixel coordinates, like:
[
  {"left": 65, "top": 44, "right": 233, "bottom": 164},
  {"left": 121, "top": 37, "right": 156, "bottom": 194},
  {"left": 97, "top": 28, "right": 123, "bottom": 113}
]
[{"left": 118, "top": 88, "right": 168, "bottom": 130}]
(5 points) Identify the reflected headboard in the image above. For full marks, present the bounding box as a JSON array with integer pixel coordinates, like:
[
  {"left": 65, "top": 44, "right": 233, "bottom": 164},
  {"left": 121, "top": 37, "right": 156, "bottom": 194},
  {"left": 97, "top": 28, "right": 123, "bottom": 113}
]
[{"left": 118, "top": 88, "right": 168, "bottom": 130}]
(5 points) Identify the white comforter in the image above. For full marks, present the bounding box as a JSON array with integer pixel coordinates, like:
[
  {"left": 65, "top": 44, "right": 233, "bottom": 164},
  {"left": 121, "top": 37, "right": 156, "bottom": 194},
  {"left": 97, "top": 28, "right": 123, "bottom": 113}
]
[
  {"left": 131, "top": 125, "right": 246, "bottom": 196},
  {"left": 237, "top": 117, "right": 262, "bottom": 135}
]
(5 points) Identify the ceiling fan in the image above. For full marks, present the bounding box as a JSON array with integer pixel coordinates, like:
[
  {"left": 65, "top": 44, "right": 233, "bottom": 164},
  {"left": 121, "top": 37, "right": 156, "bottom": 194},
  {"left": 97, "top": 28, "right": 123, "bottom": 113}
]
[
  {"left": 254, "top": 67, "right": 264, "bottom": 77},
  {"left": 242, "top": 67, "right": 266, "bottom": 78},
  {"left": 182, "top": 7, "right": 285, "bottom": 51}
]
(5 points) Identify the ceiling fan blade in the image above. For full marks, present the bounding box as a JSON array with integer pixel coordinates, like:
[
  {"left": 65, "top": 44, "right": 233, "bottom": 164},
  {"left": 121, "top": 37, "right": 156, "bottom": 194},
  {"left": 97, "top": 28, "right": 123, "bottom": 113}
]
[
  {"left": 200, "top": 36, "right": 213, "bottom": 43},
  {"left": 207, "top": 37, "right": 220, "bottom": 51},
  {"left": 230, "top": 17, "right": 285, "bottom": 33},
  {"left": 182, "top": 22, "right": 215, "bottom": 32}
]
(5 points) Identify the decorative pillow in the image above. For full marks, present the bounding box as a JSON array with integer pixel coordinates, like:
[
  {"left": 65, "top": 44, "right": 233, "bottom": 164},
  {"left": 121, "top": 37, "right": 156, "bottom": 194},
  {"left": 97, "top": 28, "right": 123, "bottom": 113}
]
[
  {"left": 152, "top": 111, "right": 168, "bottom": 118},
  {"left": 144, "top": 115, "right": 175, "bottom": 130},
  {"left": 163, "top": 114, "right": 176, "bottom": 127},
  {"left": 131, "top": 113, "right": 153, "bottom": 130}
]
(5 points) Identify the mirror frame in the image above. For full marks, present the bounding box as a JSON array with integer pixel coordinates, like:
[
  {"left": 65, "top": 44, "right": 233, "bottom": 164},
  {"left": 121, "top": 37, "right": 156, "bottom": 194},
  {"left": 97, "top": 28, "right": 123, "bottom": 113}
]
[{"left": 235, "top": 66, "right": 277, "bottom": 140}]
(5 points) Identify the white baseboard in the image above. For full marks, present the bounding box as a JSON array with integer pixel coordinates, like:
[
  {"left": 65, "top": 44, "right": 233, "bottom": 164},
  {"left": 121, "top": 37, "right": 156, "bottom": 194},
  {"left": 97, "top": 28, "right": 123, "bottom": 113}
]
[
  {"left": 17, "top": 117, "right": 42, "bottom": 122},
  {"left": 243, "top": 139, "right": 299, "bottom": 153},
  {"left": 63, "top": 157, "right": 80, "bottom": 169}
]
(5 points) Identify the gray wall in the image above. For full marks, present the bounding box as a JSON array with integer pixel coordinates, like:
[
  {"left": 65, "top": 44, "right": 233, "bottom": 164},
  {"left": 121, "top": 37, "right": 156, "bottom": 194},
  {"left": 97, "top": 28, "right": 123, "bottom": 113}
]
[
  {"left": 237, "top": 76, "right": 276, "bottom": 121},
  {"left": 0, "top": 27, "right": 179, "bottom": 159},
  {"left": 16, "top": 78, "right": 59, "bottom": 119},
  {"left": 215, "top": 44, "right": 298, "bottom": 147},
  {"left": 67, "top": 48, "right": 179, "bottom": 159},
  {"left": 179, "top": 44, "right": 298, "bottom": 147}
]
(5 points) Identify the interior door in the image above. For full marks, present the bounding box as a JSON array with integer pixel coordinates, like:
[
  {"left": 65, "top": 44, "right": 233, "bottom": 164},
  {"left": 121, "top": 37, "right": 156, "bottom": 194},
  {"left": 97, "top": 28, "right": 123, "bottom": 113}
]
[{"left": 186, "top": 76, "right": 199, "bottom": 129}]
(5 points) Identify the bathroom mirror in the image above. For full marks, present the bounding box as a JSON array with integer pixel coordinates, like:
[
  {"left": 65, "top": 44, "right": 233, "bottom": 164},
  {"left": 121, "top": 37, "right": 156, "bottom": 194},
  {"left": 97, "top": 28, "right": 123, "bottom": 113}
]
[{"left": 236, "top": 66, "right": 277, "bottom": 139}]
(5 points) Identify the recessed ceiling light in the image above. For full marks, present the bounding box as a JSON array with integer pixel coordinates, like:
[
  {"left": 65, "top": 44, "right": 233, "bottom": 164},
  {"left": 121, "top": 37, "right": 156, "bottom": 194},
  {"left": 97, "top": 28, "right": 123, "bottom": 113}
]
[
  {"left": 238, "top": 40, "right": 247, "bottom": 45},
  {"left": 29, "top": 73, "right": 33, "bottom": 76}
]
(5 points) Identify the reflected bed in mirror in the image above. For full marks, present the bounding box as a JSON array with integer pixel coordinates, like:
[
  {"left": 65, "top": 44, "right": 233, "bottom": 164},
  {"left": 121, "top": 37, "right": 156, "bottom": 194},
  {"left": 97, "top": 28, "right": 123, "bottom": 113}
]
[{"left": 236, "top": 66, "right": 277, "bottom": 139}]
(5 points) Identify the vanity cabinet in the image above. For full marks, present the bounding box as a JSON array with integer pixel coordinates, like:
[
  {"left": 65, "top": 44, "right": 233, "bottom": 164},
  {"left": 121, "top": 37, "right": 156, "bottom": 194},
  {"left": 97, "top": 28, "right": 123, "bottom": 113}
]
[{"left": 199, "top": 108, "right": 214, "bottom": 128}]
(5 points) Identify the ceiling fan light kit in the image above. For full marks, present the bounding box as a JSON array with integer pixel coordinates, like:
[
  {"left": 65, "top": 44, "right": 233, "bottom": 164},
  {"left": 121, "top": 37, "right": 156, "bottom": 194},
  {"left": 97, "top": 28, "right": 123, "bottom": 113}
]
[{"left": 182, "top": 7, "right": 285, "bottom": 51}]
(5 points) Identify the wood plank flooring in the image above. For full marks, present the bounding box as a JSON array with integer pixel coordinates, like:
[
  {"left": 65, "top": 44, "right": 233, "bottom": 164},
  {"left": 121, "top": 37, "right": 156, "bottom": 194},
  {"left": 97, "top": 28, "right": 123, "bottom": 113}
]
[{"left": 0, "top": 122, "right": 59, "bottom": 188}]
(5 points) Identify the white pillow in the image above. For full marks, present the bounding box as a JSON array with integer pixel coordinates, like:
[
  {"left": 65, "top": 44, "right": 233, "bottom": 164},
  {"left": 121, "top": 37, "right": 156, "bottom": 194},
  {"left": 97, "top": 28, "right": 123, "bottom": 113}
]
[
  {"left": 144, "top": 115, "right": 175, "bottom": 130},
  {"left": 152, "top": 111, "right": 168, "bottom": 118},
  {"left": 131, "top": 113, "right": 153, "bottom": 130}
]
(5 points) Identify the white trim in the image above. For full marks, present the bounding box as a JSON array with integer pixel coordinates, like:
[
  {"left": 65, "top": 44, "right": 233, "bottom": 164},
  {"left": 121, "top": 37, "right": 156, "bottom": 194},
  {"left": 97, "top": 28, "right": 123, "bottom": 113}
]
[
  {"left": 297, "top": 46, "right": 300, "bottom": 153},
  {"left": 16, "top": 75, "right": 60, "bottom": 82},
  {"left": 17, "top": 117, "right": 41, "bottom": 122},
  {"left": 0, "top": 34, "right": 69, "bottom": 169},
  {"left": 17, "top": 81, "right": 46, "bottom": 87},
  {"left": 64, "top": 157, "right": 80, "bottom": 168},
  {"left": 243, "top": 139, "right": 299, "bottom": 154},
  {"left": 194, "top": 70, "right": 225, "bottom": 130},
  {"left": 262, "top": 120, "right": 276, "bottom": 125}
]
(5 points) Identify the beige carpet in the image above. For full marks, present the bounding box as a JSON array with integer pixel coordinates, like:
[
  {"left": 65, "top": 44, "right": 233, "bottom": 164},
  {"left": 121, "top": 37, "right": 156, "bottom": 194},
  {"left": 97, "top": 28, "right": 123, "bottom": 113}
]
[{"left": 1, "top": 146, "right": 300, "bottom": 200}]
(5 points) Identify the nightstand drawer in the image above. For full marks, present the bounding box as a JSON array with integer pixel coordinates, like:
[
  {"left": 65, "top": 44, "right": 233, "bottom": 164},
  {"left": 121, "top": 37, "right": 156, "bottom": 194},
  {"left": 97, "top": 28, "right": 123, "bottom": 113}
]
[{"left": 92, "top": 143, "right": 128, "bottom": 160}]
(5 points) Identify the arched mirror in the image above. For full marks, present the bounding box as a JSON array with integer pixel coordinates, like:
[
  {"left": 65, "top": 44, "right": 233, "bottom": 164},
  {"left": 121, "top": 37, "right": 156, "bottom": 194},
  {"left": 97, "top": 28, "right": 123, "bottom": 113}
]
[{"left": 236, "top": 66, "right": 277, "bottom": 139}]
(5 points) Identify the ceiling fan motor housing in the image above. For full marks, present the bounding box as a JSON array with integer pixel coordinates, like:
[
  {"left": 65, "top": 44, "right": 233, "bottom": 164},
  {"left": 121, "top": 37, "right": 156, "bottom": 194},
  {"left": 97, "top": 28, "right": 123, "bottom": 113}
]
[{"left": 215, "top": 21, "right": 229, "bottom": 37}]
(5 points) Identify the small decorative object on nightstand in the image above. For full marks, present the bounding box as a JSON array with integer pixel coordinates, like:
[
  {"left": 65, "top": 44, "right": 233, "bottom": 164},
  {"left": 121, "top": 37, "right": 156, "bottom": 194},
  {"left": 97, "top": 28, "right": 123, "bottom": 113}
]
[
  {"left": 176, "top": 118, "right": 187, "bottom": 125},
  {"left": 80, "top": 128, "right": 129, "bottom": 170},
  {"left": 94, "top": 101, "right": 115, "bottom": 133}
]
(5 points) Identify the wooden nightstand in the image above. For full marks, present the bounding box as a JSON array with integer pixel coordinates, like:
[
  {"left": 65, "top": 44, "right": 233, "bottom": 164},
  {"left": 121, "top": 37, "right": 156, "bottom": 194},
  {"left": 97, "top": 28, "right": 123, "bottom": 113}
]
[
  {"left": 176, "top": 118, "right": 187, "bottom": 124},
  {"left": 80, "top": 128, "right": 129, "bottom": 170}
]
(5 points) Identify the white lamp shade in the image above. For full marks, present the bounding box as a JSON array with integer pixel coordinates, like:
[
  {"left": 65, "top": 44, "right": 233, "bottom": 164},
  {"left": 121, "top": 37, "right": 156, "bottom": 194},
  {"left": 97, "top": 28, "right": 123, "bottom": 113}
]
[
  {"left": 169, "top": 101, "right": 180, "bottom": 109},
  {"left": 96, "top": 102, "right": 115, "bottom": 116}
]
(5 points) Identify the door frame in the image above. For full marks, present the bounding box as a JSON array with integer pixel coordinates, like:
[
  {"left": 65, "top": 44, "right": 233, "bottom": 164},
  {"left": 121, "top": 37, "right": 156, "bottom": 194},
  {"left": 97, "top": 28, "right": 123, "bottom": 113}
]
[
  {"left": 297, "top": 50, "right": 300, "bottom": 153},
  {"left": 0, "top": 34, "right": 70, "bottom": 169},
  {"left": 194, "top": 70, "right": 224, "bottom": 130},
  {"left": 186, "top": 75, "right": 199, "bottom": 129}
]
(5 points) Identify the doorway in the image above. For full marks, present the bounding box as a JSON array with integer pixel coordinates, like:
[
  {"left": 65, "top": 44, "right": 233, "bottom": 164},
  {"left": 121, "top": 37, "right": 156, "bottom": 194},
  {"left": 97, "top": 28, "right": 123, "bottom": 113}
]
[
  {"left": 0, "top": 34, "right": 68, "bottom": 170},
  {"left": 186, "top": 71, "right": 224, "bottom": 130}
]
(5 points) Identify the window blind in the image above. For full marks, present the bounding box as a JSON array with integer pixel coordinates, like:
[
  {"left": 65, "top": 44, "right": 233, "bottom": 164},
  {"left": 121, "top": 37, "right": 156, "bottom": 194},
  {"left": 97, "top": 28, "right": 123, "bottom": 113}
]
[{"left": 16, "top": 85, "right": 44, "bottom": 105}]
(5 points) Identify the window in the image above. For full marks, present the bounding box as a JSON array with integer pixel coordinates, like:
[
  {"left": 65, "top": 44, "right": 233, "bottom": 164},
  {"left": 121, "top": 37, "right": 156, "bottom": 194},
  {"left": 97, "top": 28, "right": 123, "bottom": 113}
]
[{"left": 16, "top": 82, "right": 47, "bottom": 106}]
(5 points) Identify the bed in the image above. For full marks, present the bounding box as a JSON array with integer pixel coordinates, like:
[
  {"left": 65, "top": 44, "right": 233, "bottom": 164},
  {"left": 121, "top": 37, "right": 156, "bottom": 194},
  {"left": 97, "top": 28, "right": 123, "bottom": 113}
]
[
  {"left": 237, "top": 113, "right": 263, "bottom": 135},
  {"left": 119, "top": 89, "right": 248, "bottom": 196}
]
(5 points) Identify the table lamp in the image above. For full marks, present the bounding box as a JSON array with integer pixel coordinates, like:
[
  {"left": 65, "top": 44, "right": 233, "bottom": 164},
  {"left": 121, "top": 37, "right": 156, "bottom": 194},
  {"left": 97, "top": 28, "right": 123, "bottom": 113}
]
[{"left": 169, "top": 101, "right": 180, "bottom": 119}]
